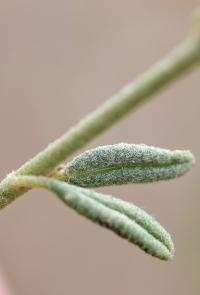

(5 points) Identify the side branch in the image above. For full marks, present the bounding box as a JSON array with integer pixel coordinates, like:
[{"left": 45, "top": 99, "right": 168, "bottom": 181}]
[{"left": 16, "top": 38, "right": 200, "bottom": 177}]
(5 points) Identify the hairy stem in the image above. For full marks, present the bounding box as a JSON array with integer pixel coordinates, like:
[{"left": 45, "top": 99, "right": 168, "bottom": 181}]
[
  {"left": 0, "top": 35, "right": 200, "bottom": 208},
  {"left": 18, "top": 38, "right": 200, "bottom": 176}
]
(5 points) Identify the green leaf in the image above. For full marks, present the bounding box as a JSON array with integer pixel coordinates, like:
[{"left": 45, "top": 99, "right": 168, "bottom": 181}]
[
  {"left": 47, "top": 179, "right": 174, "bottom": 260},
  {"left": 64, "top": 143, "right": 194, "bottom": 187}
]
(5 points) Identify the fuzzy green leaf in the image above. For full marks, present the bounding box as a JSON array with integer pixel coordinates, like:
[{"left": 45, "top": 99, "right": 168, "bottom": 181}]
[
  {"left": 47, "top": 178, "right": 174, "bottom": 260},
  {"left": 64, "top": 143, "right": 194, "bottom": 187}
]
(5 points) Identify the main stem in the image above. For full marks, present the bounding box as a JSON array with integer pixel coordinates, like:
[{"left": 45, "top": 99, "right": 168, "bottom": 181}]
[{"left": 0, "top": 36, "right": 200, "bottom": 208}]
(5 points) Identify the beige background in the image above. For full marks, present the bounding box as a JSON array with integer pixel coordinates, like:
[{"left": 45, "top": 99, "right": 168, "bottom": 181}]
[{"left": 0, "top": 0, "right": 200, "bottom": 294}]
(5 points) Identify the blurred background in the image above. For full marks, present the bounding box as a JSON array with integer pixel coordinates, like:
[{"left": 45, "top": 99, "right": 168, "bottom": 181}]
[{"left": 0, "top": 0, "right": 200, "bottom": 294}]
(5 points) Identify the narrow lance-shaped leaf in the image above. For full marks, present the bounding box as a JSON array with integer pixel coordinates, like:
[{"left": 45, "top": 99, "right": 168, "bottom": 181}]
[
  {"left": 63, "top": 143, "right": 194, "bottom": 187},
  {"left": 46, "top": 178, "right": 174, "bottom": 260}
]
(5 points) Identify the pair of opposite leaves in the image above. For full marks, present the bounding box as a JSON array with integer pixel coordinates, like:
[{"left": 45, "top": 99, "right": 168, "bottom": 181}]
[{"left": 47, "top": 143, "right": 194, "bottom": 260}]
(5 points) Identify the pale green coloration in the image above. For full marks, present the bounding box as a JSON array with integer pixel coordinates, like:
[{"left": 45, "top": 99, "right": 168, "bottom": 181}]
[
  {"left": 0, "top": 10, "right": 199, "bottom": 262},
  {"left": 75, "top": 186, "right": 174, "bottom": 254},
  {"left": 11, "top": 175, "right": 174, "bottom": 260},
  {"left": 63, "top": 143, "right": 194, "bottom": 187},
  {"left": 0, "top": 22, "right": 200, "bottom": 207}
]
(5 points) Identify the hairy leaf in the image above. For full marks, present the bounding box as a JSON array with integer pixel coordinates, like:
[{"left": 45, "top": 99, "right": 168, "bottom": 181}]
[
  {"left": 47, "top": 179, "right": 174, "bottom": 260},
  {"left": 65, "top": 143, "right": 194, "bottom": 187}
]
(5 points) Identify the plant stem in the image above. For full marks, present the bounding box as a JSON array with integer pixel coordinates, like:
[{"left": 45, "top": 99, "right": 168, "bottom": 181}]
[
  {"left": 10, "top": 175, "right": 50, "bottom": 191},
  {"left": 0, "top": 36, "right": 200, "bottom": 208}
]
